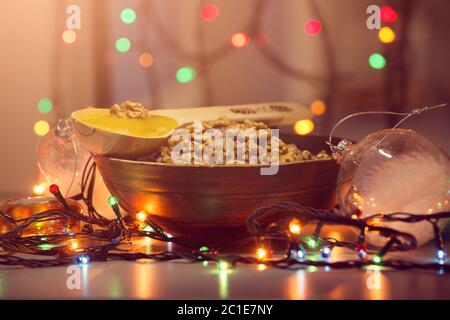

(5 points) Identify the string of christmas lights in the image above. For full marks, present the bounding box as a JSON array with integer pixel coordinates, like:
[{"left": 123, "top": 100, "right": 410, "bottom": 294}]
[{"left": 1, "top": 158, "right": 449, "bottom": 271}]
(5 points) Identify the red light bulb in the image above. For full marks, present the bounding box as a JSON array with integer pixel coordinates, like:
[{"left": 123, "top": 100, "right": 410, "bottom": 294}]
[
  {"left": 304, "top": 19, "right": 321, "bottom": 35},
  {"left": 356, "top": 243, "right": 367, "bottom": 256},
  {"left": 381, "top": 5, "right": 398, "bottom": 23},
  {"left": 200, "top": 4, "right": 220, "bottom": 21},
  {"left": 49, "top": 184, "right": 60, "bottom": 195}
]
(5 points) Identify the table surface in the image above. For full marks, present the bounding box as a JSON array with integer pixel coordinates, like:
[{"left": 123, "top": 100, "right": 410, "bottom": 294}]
[{"left": 1, "top": 237, "right": 449, "bottom": 300}]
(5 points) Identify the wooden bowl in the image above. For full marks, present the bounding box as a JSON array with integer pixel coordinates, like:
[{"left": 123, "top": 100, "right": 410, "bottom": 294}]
[{"left": 93, "top": 135, "right": 339, "bottom": 243}]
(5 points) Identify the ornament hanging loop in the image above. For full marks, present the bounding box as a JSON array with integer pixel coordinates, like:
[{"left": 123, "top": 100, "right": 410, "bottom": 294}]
[{"left": 327, "top": 103, "right": 447, "bottom": 163}]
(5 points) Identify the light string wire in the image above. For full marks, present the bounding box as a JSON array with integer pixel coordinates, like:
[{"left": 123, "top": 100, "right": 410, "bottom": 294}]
[
  {"left": 0, "top": 157, "right": 449, "bottom": 270},
  {"left": 327, "top": 102, "right": 448, "bottom": 151}
]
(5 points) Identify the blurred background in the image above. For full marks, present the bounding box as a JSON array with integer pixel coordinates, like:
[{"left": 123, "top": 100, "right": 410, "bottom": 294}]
[{"left": 0, "top": 0, "right": 449, "bottom": 198}]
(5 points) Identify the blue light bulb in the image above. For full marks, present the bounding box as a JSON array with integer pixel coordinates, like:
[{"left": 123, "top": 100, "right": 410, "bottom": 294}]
[
  {"left": 78, "top": 255, "right": 90, "bottom": 265},
  {"left": 320, "top": 246, "right": 332, "bottom": 259},
  {"left": 436, "top": 249, "right": 446, "bottom": 262},
  {"left": 292, "top": 247, "right": 306, "bottom": 261}
]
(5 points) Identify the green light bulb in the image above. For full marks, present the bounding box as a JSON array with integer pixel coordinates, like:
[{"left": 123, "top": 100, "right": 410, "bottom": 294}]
[
  {"left": 115, "top": 37, "right": 131, "bottom": 53},
  {"left": 120, "top": 8, "right": 136, "bottom": 24},
  {"left": 369, "top": 53, "right": 386, "bottom": 70},
  {"left": 373, "top": 254, "right": 382, "bottom": 264},
  {"left": 143, "top": 225, "right": 154, "bottom": 232},
  {"left": 176, "top": 67, "right": 196, "bottom": 84},
  {"left": 108, "top": 196, "right": 119, "bottom": 207},
  {"left": 217, "top": 260, "right": 229, "bottom": 271},
  {"left": 37, "top": 98, "right": 53, "bottom": 113},
  {"left": 307, "top": 237, "right": 318, "bottom": 249}
]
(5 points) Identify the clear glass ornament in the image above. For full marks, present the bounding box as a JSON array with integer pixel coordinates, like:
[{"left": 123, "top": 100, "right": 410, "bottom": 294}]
[
  {"left": 36, "top": 119, "right": 91, "bottom": 197},
  {"left": 335, "top": 128, "right": 450, "bottom": 246}
]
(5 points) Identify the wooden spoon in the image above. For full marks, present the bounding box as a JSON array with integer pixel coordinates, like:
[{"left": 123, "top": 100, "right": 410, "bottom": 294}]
[{"left": 72, "top": 102, "right": 311, "bottom": 159}]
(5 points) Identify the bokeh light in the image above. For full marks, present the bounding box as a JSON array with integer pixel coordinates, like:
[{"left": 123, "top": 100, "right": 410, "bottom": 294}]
[
  {"left": 136, "top": 211, "right": 147, "bottom": 222},
  {"left": 37, "top": 98, "right": 53, "bottom": 114},
  {"left": 33, "top": 183, "right": 47, "bottom": 196},
  {"left": 304, "top": 19, "right": 321, "bottom": 35},
  {"left": 288, "top": 218, "right": 301, "bottom": 235},
  {"left": 256, "top": 247, "right": 268, "bottom": 261},
  {"left": 378, "top": 26, "right": 396, "bottom": 44},
  {"left": 200, "top": 4, "right": 220, "bottom": 21},
  {"left": 70, "top": 240, "right": 79, "bottom": 251},
  {"left": 139, "top": 52, "right": 154, "bottom": 68},
  {"left": 369, "top": 53, "right": 386, "bottom": 70},
  {"left": 115, "top": 37, "right": 131, "bottom": 53},
  {"left": 381, "top": 5, "right": 398, "bottom": 23},
  {"left": 310, "top": 99, "right": 326, "bottom": 116},
  {"left": 34, "top": 120, "right": 50, "bottom": 136},
  {"left": 231, "top": 32, "right": 250, "bottom": 48},
  {"left": 294, "top": 119, "right": 314, "bottom": 135},
  {"left": 62, "top": 30, "right": 77, "bottom": 44},
  {"left": 120, "top": 8, "right": 136, "bottom": 24},
  {"left": 176, "top": 67, "right": 197, "bottom": 84}
]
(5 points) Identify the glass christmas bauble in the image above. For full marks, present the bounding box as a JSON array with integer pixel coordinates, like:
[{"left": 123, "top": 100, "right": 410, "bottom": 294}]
[
  {"left": 0, "top": 197, "right": 83, "bottom": 236},
  {"left": 36, "top": 119, "right": 91, "bottom": 197},
  {"left": 335, "top": 128, "right": 450, "bottom": 246}
]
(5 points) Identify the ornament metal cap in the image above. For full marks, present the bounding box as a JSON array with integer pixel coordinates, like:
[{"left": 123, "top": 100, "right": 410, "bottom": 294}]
[
  {"left": 55, "top": 118, "right": 73, "bottom": 139},
  {"left": 330, "top": 139, "right": 354, "bottom": 163}
]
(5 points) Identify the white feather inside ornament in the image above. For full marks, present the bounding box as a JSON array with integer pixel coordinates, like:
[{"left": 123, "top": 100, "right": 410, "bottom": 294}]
[{"left": 336, "top": 128, "right": 450, "bottom": 247}]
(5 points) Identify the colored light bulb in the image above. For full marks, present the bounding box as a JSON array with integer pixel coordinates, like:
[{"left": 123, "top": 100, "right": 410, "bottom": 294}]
[
  {"left": 294, "top": 119, "right": 314, "bottom": 135},
  {"left": 436, "top": 248, "right": 446, "bottom": 261},
  {"left": 120, "top": 8, "right": 136, "bottom": 24},
  {"left": 310, "top": 99, "right": 326, "bottom": 116},
  {"left": 320, "top": 246, "right": 332, "bottom": 259},
  {"left": 381, "top": 5, "right": 398, "bottom": 23},
  {"left": 199, "top": 246, "right": 209, "bottom": 252},
  {"left": 139, "top": 52, "right": 154, "bottom": 68},
  {"left": 115, "top": 37, "right": 131, "bottom": 53},
  {"left": 373, "top": 254, "right": 382, "bottom": 264},
  {"left": 256, "top": 247, "right": 268, "bottom": 261},
  {"left": 288, "top": 218, "right": 301, "bottom": 235},
  {"left": 217, "top": 260, "right": 229, "bottom": 271},
  {"left": 108, "top": 196, "right": 119, "bottom": 207},
  {"left": 33, "top": 183, "right": 47, "bottom": 196},
  {"left": 136, "top": 211, "right": 147, "bottom": 222},
  {"left": 37, "top": 98, "right": 53, "bottom": 114},
  {"left": 62, "top": 30, "right": 77, "bottom": 44},
  {"left": 369, "top": 53, "right": 386, "bottom": 70},
  {"left": 78, "top": 255, "right": 90, "bottom": 265},
  {"left": 295, "top": 248, "right": 307, "bottom": 261},
  {"left": 49, "top": 184, "right": 60, "bottom": 195},
  {"left": 378, "top": 26, "right": 396, "bottom": 44},
  {"left": 307, "top": 237, "right": 318, "bottom": 249},
  {"left": 143, "top": 225, "right": 154, "bottom": 232},
  {"left": 200, "top": 4, "right": 220, "bottom": 21},
  {"left": 176, "top": 67, "right": 197, "bottom": 84},
  {"left": 304, "top": 19, "right": 321, "bottom": 35},
  {"left": 34, "top": 120, "right": 50, "bottom": 136},
  {"left": 356, "top": 243, "right": 367, "bottom": 258},
  {"left": 230, "top": 32, "right": 250, "bottom": 48}
]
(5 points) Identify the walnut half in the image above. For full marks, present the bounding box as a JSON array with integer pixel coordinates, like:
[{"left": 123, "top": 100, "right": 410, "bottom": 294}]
[{"left": 110, "top": 100, "right": 148, "bottom": 119}]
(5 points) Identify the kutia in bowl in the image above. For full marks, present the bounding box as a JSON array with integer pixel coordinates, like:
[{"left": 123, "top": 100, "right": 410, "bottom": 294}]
[
  {"left": 71, "top": 100, "right": 312, "bottom": 159},
  {"left": 75, "top": 101, "right": 338, "bottom": 243}
]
